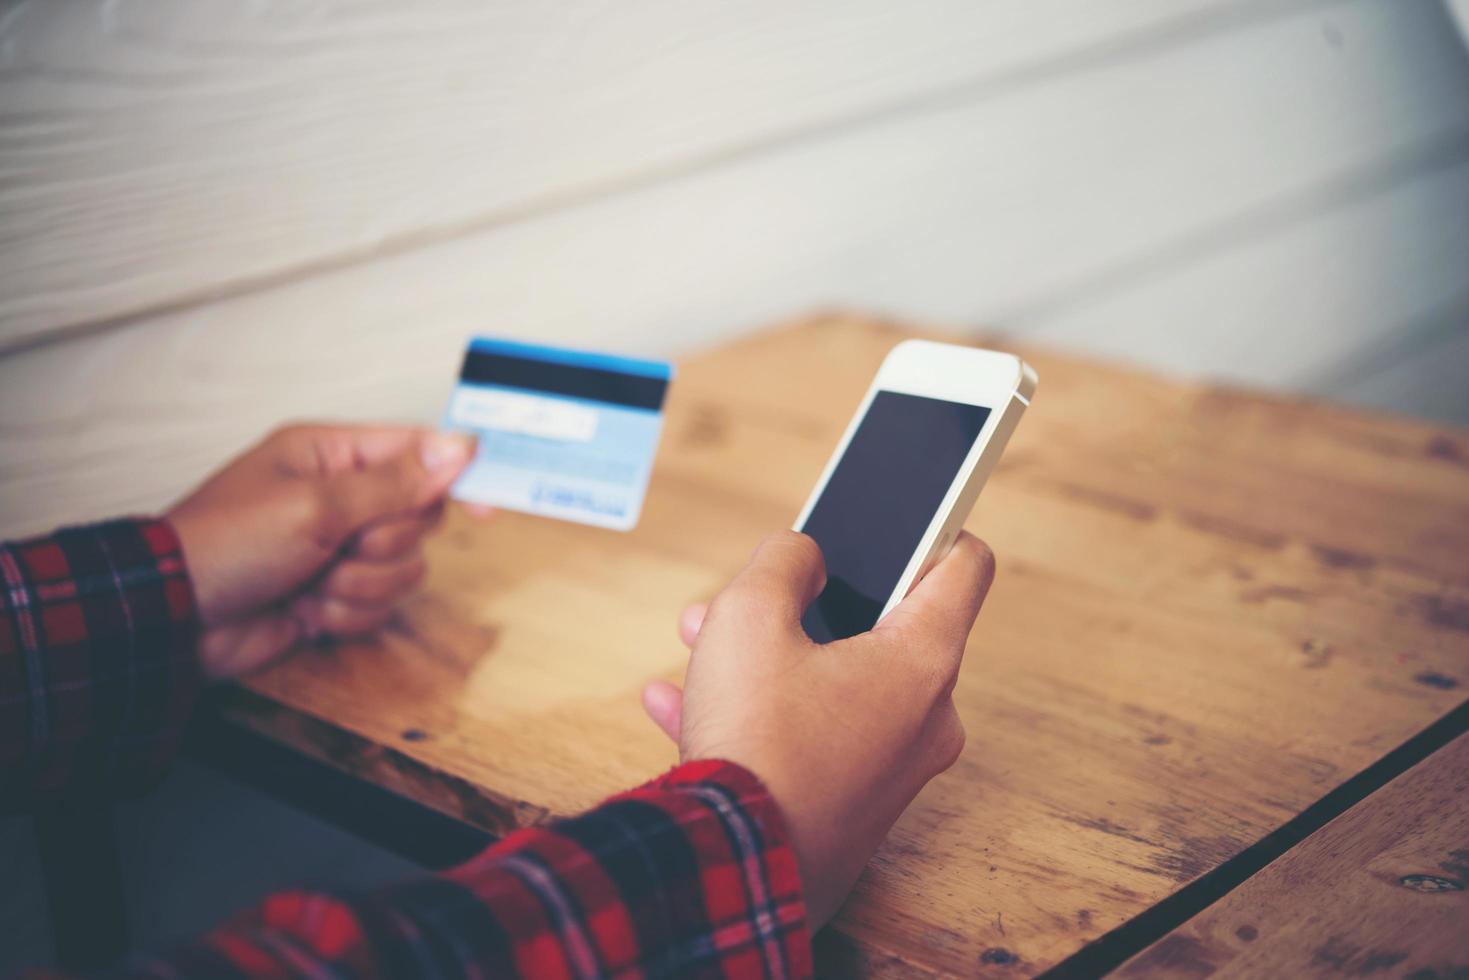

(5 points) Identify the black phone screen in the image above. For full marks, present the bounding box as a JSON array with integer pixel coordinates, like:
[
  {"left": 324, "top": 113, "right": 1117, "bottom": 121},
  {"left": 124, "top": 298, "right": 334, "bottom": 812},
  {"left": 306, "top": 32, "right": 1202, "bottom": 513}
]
[{"left": 798, "top": 390, "right": 992, "bottom": 643}]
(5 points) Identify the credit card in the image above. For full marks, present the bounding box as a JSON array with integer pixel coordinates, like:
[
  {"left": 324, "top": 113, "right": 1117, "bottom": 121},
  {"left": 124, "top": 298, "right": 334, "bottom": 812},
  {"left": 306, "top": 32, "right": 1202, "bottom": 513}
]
[{"left": 443, "top": 336, "right": 673, "bottom": 531}]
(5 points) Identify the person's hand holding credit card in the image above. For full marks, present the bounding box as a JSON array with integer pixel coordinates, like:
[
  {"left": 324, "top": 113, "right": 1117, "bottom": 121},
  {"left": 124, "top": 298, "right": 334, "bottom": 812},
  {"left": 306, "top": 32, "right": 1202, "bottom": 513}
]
[{"left": 443, "top": 337, "right": 672, "bottom": 530}]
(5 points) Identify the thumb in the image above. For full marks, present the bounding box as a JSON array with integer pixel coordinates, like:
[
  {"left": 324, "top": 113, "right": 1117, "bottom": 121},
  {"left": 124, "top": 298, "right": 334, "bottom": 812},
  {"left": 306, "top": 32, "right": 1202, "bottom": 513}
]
[
  {"left": 874, "top": 532, "right": 995, "bottom": 661},
  {"left": 709, "top": 530, "right": 827, "bottom": 634},
  {"left": 325, "top": 431, "right": 474, "bottom": 533}
]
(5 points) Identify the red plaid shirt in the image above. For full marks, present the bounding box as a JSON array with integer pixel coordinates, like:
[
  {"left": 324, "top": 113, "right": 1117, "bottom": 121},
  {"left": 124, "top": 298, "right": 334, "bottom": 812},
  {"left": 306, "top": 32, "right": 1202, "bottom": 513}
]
[{"left": 2, "top": 519, "right": 811, "bottom": 978}]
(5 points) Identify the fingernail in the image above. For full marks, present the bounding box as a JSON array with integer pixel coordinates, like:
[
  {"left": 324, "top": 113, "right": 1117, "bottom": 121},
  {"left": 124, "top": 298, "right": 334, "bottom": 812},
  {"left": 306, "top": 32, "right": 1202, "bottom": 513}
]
[{"left": 422, "top": 432, "right": 473, "bottom": 471}]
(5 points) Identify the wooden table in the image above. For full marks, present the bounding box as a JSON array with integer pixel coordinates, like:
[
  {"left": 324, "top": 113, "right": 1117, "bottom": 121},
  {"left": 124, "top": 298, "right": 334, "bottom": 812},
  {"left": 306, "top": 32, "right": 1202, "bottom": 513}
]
[{"left": 202, "top": 314, "right": 1469, "bottom": 977}]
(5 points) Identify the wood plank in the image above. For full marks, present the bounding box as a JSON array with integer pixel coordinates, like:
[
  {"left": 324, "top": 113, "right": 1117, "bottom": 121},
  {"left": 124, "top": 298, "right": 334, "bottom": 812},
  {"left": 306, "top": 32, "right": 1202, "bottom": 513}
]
[
  {"left": 0, "top": 0, "right": 1241, "bottom": 349},
  {"left": 4, "top": 0, "right": 1468, "bottom": 354},
  {"left": 210, "top": 315, "right": 1469, "bottom": 976},
  {"left": 1118, "top": 731, "right": 1469, "bottom": 978},
  {"left": 5, "top": 1, "right": 1469, "bottom": 539}
]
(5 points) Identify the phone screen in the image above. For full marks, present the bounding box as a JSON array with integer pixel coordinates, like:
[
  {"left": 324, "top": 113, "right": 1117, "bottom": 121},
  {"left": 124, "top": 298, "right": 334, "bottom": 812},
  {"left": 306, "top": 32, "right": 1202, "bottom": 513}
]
[{"left": 799, "top": 390, "right": 992, "bottom": 642}]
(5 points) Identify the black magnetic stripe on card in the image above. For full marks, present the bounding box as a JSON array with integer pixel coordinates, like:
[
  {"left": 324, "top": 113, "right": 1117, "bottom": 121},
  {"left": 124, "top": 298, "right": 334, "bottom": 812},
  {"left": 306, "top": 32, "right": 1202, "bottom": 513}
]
[{"left": 459, "top": 350, "right": 669, "bottom": 411}]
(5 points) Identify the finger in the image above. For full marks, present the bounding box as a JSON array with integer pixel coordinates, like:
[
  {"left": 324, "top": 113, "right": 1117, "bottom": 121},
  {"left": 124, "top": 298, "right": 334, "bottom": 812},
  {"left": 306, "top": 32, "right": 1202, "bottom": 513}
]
[
  {"left": 296, "top": 425, "right": 463, "bottom": 473},
  {"left": 709, "top": 530, "right": 827, "bottom": 631},
  {"left": 929, "top": 699, "right": 967, "bottom": 772},
  {"left": 874, "top": 532, "right": 995, "bottom": 659},
  {"left": 352, "top": 502, "right": 445, "bottom": 560},
  {"left": 347, "top": 426, "right": 442, "bottom": 468},
  {"left": 275, "top": 424, "right": 424, "bottom": 476},
  {"left": 319, "top": 554, "right": 427, "bottom": 604},
  {"left": 640, "top": 680, "right": 683, "bottom": 743},
  {"left": 461, "top": 503, "right": 497, "bottom": 520},
  {"left": 678, "top": 602, "right": 708, "bottom": 648},
  {"left": 324, "top": 430, "right": 475, "bottom": 533},
  {"left": 198, "top": 612, "right": 302, "bottom": 682},
  {"left": 294, "top": 594, "right": 398, "bottom": 639}
]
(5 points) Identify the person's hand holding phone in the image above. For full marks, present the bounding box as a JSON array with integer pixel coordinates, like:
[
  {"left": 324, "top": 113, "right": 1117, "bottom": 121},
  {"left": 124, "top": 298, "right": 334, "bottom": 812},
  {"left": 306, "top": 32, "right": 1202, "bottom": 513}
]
[
  {"left": 642, "top": 529, "right": 995, "bottom": 928},
  {"left": 167, "top": 424, "right": 476, "bottom": 681}
]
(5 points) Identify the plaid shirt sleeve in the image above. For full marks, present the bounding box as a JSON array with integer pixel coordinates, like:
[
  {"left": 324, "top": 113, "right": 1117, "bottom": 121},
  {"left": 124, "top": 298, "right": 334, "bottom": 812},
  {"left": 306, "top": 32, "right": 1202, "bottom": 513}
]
[
  {"left": 122, "top": 760, "right": 812, "bottom": 979},
  {"left": 1, "top": 518, "right": 201, "bottom": 808}
]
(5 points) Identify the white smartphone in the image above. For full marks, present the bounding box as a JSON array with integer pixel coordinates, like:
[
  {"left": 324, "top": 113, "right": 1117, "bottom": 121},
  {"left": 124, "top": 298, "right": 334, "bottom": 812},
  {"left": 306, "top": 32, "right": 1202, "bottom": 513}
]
[{"left": 793, "top": 339, "right": 1037, "bottom": 642}]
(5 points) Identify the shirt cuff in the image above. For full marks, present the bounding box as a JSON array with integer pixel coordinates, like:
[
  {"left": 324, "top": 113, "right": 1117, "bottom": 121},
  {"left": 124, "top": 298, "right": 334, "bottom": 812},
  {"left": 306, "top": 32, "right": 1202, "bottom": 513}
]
[
  {"left": 1, "top": 517, "right": 202, "bottom": 804},
  {"left": 443, "top": 759, "right": 812, "bottom": 978}
]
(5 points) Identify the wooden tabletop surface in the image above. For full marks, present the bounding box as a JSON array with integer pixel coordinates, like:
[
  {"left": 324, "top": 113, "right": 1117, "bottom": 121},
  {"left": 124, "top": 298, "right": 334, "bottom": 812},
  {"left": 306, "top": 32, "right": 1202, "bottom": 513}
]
[
  {"left": 215, "top": 314, "right": 1469, "bottom": 977},
  {"left": 1119, "top": 730, "right": 1469, "bottom": 979}
]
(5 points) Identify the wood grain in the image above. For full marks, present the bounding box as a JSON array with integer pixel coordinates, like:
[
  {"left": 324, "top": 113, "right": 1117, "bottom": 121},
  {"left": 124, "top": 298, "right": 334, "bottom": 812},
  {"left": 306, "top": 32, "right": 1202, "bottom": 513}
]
[
  {"left": 1341, "top": 303, "right": 1469, "bottom": 428},
  {"left": 1119, "top": 732, "right": 1469, "bottom": 978},
  {"left": 0, "top": 0, "right": 1237, "bottom": 349},
  {"left": 3, "top": 0, "right": 1467, "bottom": 357},
  {"left": 211, "top": 315, "right": 1469, "bottom": 976},
  {"left": 1022, "top": 143, "right": 1469, "bottom": 394}
]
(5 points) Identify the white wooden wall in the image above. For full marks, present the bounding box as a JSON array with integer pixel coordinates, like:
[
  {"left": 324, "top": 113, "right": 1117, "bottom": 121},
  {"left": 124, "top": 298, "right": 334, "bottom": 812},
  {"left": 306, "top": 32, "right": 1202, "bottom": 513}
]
[{"left": 2, "top": 0, "right": 1468, "bottom": 538}]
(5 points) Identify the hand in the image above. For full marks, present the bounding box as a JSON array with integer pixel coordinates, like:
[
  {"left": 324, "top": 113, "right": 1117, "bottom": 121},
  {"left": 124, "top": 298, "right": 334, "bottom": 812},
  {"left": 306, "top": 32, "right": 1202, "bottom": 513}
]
[
  {"left": 641, "top": 530, "right": 994, "bottom": 928},
  {"left": 167, "top": 424, "right": 476, "bottom": 681}
]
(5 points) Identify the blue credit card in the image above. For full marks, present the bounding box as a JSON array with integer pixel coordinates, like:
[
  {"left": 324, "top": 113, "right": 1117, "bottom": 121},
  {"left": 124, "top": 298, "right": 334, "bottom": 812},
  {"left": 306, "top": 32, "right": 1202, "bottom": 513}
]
[{"left": 442, "top": 337, "right": 673, "bottom": 531}]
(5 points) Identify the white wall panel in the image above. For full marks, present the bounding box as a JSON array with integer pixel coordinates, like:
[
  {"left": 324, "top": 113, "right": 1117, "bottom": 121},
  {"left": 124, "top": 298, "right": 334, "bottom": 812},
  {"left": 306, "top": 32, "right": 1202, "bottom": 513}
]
[
  {"left": 1019, "top": 149, "right": 1469, "bottom": 390},
  {"left": 0, "top": 0, "right": 1245, "bottom": 350},
  {"left": 2, "top": 0, "right": 1466, "bottom": 537},
  {"left": 1330, "top": 307, "right": 1469, "bottom": 426}
]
